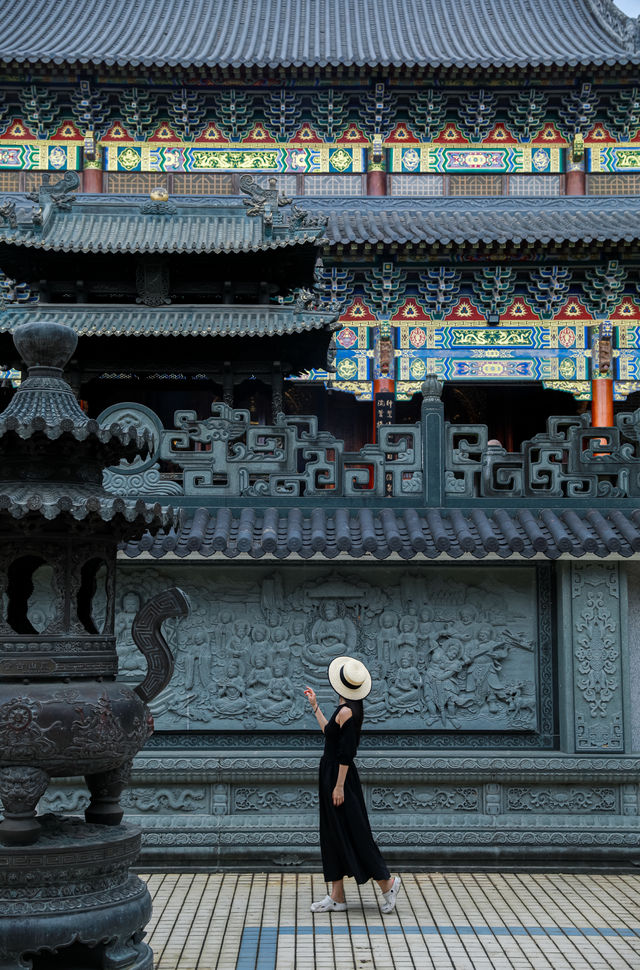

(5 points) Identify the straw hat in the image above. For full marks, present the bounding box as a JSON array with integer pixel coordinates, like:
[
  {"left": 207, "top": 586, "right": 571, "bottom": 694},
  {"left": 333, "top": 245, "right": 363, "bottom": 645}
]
[{"left": 328, "top": 656, "right": 372, "bottom": 700}]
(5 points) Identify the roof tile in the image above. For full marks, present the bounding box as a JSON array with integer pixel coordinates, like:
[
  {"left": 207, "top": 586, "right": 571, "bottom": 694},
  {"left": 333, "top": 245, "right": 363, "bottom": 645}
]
[
  {"left": 121, "top": 506, "right": 640, "bottom": 561},
  {"left": 0, "top": 0, "right": 637, "bottom": 69}
]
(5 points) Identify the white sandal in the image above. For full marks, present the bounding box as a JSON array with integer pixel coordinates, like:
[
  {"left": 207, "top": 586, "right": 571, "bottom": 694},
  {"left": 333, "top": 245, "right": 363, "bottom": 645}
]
[
  {"left": 380, "top": 876, "right": 401, "bottom": 914},
  {"left": 310, "top": 894, "right": 347, "bottom": 913}
]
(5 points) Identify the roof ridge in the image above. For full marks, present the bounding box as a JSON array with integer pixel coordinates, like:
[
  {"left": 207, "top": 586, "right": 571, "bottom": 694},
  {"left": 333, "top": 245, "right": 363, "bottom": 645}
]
[{"left": 585, "top": 0, "right": 639, "bottom": 52}]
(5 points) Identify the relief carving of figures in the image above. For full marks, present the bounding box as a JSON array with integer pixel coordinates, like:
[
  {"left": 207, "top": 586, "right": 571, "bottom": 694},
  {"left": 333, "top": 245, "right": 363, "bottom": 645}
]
[
  {"left": 115, "top": 565, "right": 539, "bottom": 733},
  {"left": 306, "top": 600, "right": 357, "bottom": 673},
  {"left": 115, "top": 590, "right": 146, "bottom": 677},
  {"left": 388, "top": 650, "right": 422, "bottom": 713},
  {"left": 214, "top": 659, "right": 247, "bottom": 717}
]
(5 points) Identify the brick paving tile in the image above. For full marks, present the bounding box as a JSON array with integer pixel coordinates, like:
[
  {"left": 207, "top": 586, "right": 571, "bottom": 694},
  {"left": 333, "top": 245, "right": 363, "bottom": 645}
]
[{"left": 138, "top": 872, "right": 640, "bottom": 970}]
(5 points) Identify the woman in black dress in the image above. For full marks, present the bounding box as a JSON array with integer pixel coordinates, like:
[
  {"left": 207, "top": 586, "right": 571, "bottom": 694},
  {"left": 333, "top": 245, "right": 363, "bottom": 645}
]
[{"left": 304, "top": 655, "right": 401, "bottom": 914}]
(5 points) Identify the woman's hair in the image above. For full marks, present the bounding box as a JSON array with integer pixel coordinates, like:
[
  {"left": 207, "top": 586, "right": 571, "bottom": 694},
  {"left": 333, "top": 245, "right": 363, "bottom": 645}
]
[{"left": 342, "top": 698, "right": 364, "bottom": 743}]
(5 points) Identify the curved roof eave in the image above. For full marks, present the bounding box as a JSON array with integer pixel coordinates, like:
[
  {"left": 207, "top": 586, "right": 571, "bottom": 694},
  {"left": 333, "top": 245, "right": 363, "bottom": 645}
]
[{"left": 0, "top": 0, "right": 638, "bottom": 71}]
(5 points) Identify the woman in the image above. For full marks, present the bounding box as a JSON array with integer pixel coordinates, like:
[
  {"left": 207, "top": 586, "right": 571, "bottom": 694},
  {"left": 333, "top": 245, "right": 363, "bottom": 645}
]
[{"left": 304, "top": 655, "right": 401, "bottom": 914}]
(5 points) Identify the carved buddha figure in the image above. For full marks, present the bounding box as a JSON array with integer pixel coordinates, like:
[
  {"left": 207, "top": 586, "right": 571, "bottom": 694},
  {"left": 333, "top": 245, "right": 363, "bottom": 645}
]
[
  {"left": 271, "top": 627, "right": 288, "bottom": 652},
  {"left": 261, "top": 657, "right": 299, "bottom": 722},
  {"left": 246, "top": 648, "right": 273, "bottom": 696},
  {"left": 215, "top": 659, "right": 246, "bottom": 716},
  {"left": 378, "top": 610, "right": 398, "bottom": 663},
  {"left": 229, "top": 619, "right": 252, "bottom": 658},
  {"left": 115, "top": 591, "right": 145, "bottom": 675},
  {"left": 387, "top": 649, "right": 422, "bottom": 713},
  {"left": 178, "top": 627, "right": 211, "bottom": 693},
  {"left": 397, "top": 614, "right": 418, "bottom": 651},
  {"left": 305, "top": 600, "right": 357, "bottom": 670},
  {"left": 289, "top": 616, "right": 307, "bottom": 657}
]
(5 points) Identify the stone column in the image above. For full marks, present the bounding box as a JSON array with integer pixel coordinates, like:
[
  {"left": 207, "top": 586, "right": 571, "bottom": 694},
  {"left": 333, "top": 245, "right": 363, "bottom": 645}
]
[
  {"left": 561, "top": 562, "right": 627, "bottom": 753},
  {"left": 421, "top": 377, "right": 444, "bottom": 507}
]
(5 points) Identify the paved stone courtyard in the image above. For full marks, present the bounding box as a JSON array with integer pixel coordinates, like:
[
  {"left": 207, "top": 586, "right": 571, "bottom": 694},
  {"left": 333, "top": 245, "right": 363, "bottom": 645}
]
[{"left": 140, "top": 871, "right": 640, "bottom": 969}]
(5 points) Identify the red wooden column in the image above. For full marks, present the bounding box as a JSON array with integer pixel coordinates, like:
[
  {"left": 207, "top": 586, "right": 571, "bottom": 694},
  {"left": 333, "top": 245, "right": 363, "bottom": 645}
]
[
  {"left": 565, "top": 165, "right": 585, "bottom": 195},
  {"left": 592, "top": 321, "right": 614, "bottom": 430},
  {"left": 366, "top": 142, "right": 387, "bottom": 197},
  {"left": 83, "top": 133, "right": 103, "bottom": 193},
  {"left": 592, "top": 372, "right": 614, "bottom": 427},
  {"left": 566, "top": 144, "right": 614, "bottom": 425}
]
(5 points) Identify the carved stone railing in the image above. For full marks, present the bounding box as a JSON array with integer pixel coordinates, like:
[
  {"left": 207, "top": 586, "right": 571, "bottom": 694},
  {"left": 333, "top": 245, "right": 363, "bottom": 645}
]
[
  {"left": 98, "top": 386, "right": 640, "bottom": 505},
  {"left": 447, "top": 413, "right": 640, "bottom": 500}
]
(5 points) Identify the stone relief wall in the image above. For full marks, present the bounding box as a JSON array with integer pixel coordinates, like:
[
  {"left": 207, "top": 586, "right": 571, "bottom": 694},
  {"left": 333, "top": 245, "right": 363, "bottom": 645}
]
[
  {"left": 34, "top": 561, "right": 640, "bottom": 864},
  {"left": 113, "top": 564, "right": 541, "bottom": 735}
]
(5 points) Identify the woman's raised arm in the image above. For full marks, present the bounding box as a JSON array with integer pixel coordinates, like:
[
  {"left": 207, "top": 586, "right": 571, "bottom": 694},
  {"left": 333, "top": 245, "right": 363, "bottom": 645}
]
[{"left": 304, "top": 686, "right": 328, "bottom": 733}]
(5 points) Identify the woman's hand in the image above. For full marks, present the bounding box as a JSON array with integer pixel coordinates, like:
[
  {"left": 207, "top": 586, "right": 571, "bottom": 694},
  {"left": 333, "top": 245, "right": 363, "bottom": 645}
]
[
  {"left": 304, "top": 686, "right": 317, "bottom": 709},
  {"left": 332, "top": 784, "right": 345, "bottom": 807}
]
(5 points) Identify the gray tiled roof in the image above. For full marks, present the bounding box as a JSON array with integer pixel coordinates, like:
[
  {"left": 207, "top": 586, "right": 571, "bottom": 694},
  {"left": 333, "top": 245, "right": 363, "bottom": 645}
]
[
  {"left": 122, "top": 505, "right": 640, "bottom": 561},
  {"left": 0, "top": 305, "right": 338, "bottom": 338},
  {"left": 0, "top": 480, "right": 172, "bottom": 527},
  {"left": 3, "top": 195, "right": 640, "bottom": 253},
  {"left": 305, "top": 195, "right": 640, "bottom": 247},
  {"left": 0, "top": 196, "right": 324, "bottom": 255},
  {"left": 0, "top": 0, "right": 637, "bottom": 69}
]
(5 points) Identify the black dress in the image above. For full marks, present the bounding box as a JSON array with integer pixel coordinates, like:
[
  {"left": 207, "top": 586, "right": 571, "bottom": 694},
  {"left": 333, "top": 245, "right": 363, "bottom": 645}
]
[{"left": 319, "top": 707, "right": 390, "bottom": 884}]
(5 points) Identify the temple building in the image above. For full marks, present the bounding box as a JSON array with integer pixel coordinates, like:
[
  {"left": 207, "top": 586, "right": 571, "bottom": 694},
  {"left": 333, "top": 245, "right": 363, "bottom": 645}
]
[{"left": 2, "top": 0, "right": 640, "bottom": 865}]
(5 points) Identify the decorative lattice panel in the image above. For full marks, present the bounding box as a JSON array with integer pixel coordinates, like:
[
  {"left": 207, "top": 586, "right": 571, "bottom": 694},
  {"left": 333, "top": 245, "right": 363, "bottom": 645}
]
[
  {"left": 303, "top": 175, "right": 364, "bottom": 196},
  {"left": 508, "top": 175, "right": 561, "bottom": 196},
  {"left": 588, "top": 174, "right": 640, "bottom": 196},
  {"left": 172, "top": 172, "right": 234, "bottom": 195},
  {"left": 23, "top": 171, "right": 60, "bottom": 192},
  {"left": 253, "top": 174, "right": 299, "bottom": 194},
  {"left": 0, "top": 172, "right": 21, "bottom": 192},
  {"left": 448, "top": 175, "right": 504, "bottom": 195},
  {"left": 390, "top": 175, "right": 445, "bottom": 196},
  {"left": 105, "top": 172, "right": 161, "bottom": 194}
]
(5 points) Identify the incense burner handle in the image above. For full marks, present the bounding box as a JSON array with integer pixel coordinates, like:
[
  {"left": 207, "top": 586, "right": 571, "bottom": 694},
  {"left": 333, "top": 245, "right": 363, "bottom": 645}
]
[{"left": 132, "top": 587, "right": 191, "bottom": 703}]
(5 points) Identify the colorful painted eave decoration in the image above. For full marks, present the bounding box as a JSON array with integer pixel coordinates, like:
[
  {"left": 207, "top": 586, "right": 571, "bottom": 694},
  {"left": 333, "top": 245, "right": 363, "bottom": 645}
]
[
  {"left": 2, "top": 136, "right": 640, "bottom": 175},
  {"left": 0, "top": 141, "right": 81, "bottom": 170},
  {"left": 588, "top": 146, "right": 640, "bottom": 172},
  {"left": 392, "top": 145, "right": 562, "bottom": 174},
  {"left": 104, "top": 142, "right": 366, "bottom": 173},
  {"left": 304, "top": 297, "right": 640, "bottom": 403}
]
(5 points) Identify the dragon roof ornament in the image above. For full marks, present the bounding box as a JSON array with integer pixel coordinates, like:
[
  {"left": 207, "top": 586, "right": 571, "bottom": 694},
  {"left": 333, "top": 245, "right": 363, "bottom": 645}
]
[{"left": 239, "top": 175, "right": 328, "bottom": 240}]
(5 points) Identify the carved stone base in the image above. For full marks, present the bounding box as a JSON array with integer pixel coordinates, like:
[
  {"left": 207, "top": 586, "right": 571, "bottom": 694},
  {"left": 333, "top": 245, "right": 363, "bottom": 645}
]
[{"left": 0, "top": 815, "right": 152, "bottom": 970}]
